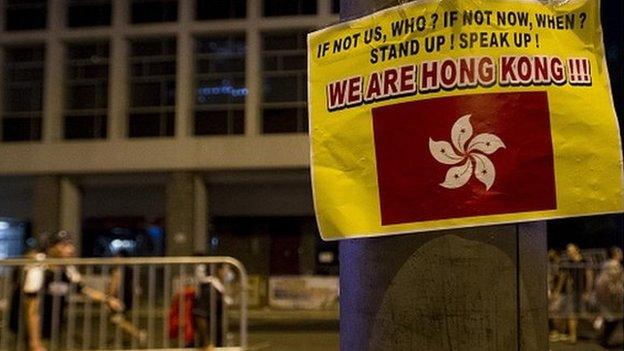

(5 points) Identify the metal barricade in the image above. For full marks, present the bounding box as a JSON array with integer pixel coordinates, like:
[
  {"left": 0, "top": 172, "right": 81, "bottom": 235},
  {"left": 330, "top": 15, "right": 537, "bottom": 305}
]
[
  {"left": 548, "top": 249, "right": 623, "bottom": 321},
  {"left": 0, "top": 256, "right": 248, "bottom": 351}
]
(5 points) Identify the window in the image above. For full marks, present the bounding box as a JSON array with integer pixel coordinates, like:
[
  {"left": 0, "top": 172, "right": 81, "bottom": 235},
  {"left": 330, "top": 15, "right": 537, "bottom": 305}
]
[
  {"left": 64, "top": 42, "right": 109, "bottom": 140},
  {"left": 263, "top": 0, "right": 316, "bottom": 17},
  {"left": 195, "top": 35, "right": 246, "bottom": 135},
  {"left": 131, "top": 0, "right": 178, "bottom": 23},
  {"left": 262, "top": 31, "right": 308, "bottom": 133},
  {"left": 68, "top": 0, "right": 111, "bottom": 27},
  {"left": 5, "top": 0, "right": 47, "bottom": 31},
  {"left": 129, "top": 38, "right": 176, "bottom": 137},
  {"left": 2, "top": 46, "right": 45, "bottom": 142},
  {"left": 332, "top": 0, "right": 339, "bottom": 14},
  {"left": 196, "top": 0, "right": 245, "bottom": 20}
]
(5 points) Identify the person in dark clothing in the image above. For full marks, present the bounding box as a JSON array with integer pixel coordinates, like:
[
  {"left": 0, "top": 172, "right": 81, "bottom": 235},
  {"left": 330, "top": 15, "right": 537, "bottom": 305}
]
[
  {"left": 553, "top": 243, "right": 594, "bottom": 343},
  {"left": 596, "top": 247, "right": 623, "bottom": 347},
  {"left": 20, "top": 231, "right": 123, "bottom": 351},
  {"left": 193, "top": 262, "right": 234, "bottom": 348}
]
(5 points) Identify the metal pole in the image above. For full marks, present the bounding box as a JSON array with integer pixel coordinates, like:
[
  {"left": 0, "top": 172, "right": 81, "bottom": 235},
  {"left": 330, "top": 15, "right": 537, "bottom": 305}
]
[{"left": 337, "top": 1, "right": 549, "bottom": 350}]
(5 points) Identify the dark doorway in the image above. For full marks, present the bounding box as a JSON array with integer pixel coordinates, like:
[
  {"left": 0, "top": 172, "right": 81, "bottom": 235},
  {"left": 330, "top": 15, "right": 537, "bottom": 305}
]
[{"left": 269, "top": 220, "right": 301, "bottom": 275}]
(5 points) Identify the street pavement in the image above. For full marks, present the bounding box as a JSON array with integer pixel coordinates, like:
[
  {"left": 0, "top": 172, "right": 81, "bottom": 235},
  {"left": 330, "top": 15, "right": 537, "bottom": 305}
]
[
  {"left": 238, "top": 309, "right": 340, "bottom": 350},
  {"left": 243, "top": 309, "right": 619, "bottom": 351},
  {"left": 549, "top": 341, "right": 610, "bottom": 351},
  {"left": 248, "top": 330, "right": 339, "bottom": 351},
  {"left": 245, "top": 329, "right": 617, "bottom": 351},
  {"left": 246, "top": 330, "right": 618, "bottom": 351}
]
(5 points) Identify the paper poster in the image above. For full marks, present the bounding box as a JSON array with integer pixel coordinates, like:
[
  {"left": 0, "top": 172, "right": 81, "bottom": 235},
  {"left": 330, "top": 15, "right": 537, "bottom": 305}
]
[{"left": 308, "top": 0, "right": 623, "bottom": 240}]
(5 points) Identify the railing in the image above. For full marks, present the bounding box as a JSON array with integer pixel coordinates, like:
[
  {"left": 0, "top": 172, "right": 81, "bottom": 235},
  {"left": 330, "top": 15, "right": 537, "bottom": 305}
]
[
  {"left": 548, "top": 251, "right": 623, "bottom": 321},
  {"left": 0, "top": 256, "right": 248, "bottom": 351}
]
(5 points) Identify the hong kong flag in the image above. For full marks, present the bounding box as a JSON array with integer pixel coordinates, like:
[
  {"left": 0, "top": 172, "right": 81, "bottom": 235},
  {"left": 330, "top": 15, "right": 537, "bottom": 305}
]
[{"left": 372, "top": 91, "right": 557, "bottom": 226}]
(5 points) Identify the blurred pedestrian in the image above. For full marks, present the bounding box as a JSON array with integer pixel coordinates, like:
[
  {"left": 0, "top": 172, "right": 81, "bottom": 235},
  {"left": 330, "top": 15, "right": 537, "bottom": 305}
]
[
  {"left": 553, "top": 243, "right": 594, "bottom": 343},
  {"left": 108, "top": 249, "right": 135, "bottom": 313},
  {"left": 596, "top": 247, "right": 623, "bottom": 347},
  {"left": 9, "top": 237, "right": 44, "bottom": 339},
  {"left": 193, "top": 261, "right": 234, "bottom": 348},
  {"left": 168, "top": 283, "right": 196, "bottom": 347},
  {"left": 548, "top": 249, "right": 564, "bottom": 342},
  {"left": 604, "top": 246, "right": 623, "bottom": 267},
  {"left": 20, "top": 231, "right": 124, "bottom": 351}
]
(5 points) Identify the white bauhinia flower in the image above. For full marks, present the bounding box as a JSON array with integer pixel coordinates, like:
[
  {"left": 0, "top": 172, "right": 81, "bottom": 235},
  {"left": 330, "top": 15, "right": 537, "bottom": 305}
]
[{"left": 429, "top": 114, "right": 505, "bottom": 190}]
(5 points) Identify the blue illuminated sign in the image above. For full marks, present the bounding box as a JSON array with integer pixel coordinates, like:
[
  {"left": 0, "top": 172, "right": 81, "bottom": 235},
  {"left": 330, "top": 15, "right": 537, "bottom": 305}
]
[{"left": 197, "top": 79, "right": 248, "bottom": 103}]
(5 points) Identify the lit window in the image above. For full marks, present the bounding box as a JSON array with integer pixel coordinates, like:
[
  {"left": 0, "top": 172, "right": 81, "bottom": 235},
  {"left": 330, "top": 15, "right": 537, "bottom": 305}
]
[
  {"left": 261, "top": 31, "right": 309, "bottom": 133},
  {"left": 129, "top": 38, "right": 176, "bottom": 137},
  {"left": 2, "top": 46, "right": 45, "bottom": 142},
  {"left": 131, "top": 0, "right": 178, "bottom": 23},
  {"left": 5, "top": 0, "right": 47, "bottom": 31},
  {"left": 64, "top": 42, "right": 109, "bottom": 140},
  {"left": 195, "top": 35, "right": 246, "bottom": 135},
  {"left": 67, "top": 0, "right": 111, "bottom": 28},
  {"left": 263, "top": 0, "right": 316, "bottom": 17},
  {"left": 196, "top": 0, "right": 245, "bottom": 20}
]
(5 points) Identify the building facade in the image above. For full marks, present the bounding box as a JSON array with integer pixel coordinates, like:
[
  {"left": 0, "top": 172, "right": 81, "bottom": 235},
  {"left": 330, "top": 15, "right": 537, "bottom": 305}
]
[{"left": 0, "top": 0, "right": 341, "bottom": 276}]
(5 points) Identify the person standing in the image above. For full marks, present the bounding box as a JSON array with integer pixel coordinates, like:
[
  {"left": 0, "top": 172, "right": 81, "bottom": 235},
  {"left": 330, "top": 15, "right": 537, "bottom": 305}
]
[
  {"left": 193, "top": 262, "right": 234, "bottom": 348},
  {"left": 21, "top": 231, "right": 124, "bottom": 351},
  {"left": 553, "top": 243, "right": 594, "bottom": 343},
  {"left": 596, "top": 247, "right": 623, "bottom": 347},
  {"left": 547, "top": 249, "right": 564, "bottom": 342}
]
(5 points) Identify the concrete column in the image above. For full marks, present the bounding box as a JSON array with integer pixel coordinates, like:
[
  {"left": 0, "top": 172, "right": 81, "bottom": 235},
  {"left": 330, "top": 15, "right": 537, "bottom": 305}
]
[
  {"left": 60, "top": 177, "right": 82, "bottom": 253},
  {"left": 0, "top": 0, "right": 3, "bottom": 137},
  {"left": 42, "top": 0, "right": 65, "bottom": 142},
  {"left": 33, "top": 175, "right": 61, "bottom": 237},
  {"left": 244, "top": 0, "right": 261, "bottom": 135},
  {"left": 193, "top": 175, "right": 208, "bottom": 254},
  {"left": 33, "top": 176, "right": 84, "bottom": 252},
  {"left": 340, "top": 223, "right": 548, "bottom": 351},
  {"left": 108, "top": 0, "right": 130, "bottom": 139},
  {"left": 166, "top": 172, "right": 208, "bottom": 255},
  {"left": 318, "top": 0, "right": 331, "bottom": 16},
  {"left": 338, "top": 1, "right": 548, "bottom": 351},
  {"left": 175, "top": 0, "right": 194, "bottom": 138},
  {"left": 0, "top": 47, "right": 5, "bottom": 139}
]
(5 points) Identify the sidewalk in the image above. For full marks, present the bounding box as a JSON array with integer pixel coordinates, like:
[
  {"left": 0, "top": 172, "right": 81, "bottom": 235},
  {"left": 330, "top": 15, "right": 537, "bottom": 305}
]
[
  {"left": 231, "top": 309, "right": 340, "bottom": 351},
  {"left": 231, "top": 308, "right": 339, "bottom": 329}
]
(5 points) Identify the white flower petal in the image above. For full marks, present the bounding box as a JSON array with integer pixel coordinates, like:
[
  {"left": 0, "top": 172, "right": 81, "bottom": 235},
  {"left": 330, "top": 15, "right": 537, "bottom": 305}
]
[
  {"left": 440, "top": 159, "right": 473, "bottom": 189},
  {"left": 429, "top": 138, "right": 464, "bottom": 165},
  {"left": 451, "top": 114, "right": 473, "bottom": 153},
  {"left": 471, "top": 153, "right": 496, "bottom": 190},
  {"left": 467, "top": 133, "right": 506, "bottom": 155}
]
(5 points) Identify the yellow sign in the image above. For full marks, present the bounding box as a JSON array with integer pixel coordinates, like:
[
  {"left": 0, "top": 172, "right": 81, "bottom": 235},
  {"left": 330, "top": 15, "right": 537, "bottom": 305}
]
[{"left": 308, "top": 0, "right": 623, "bottom": 240}]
